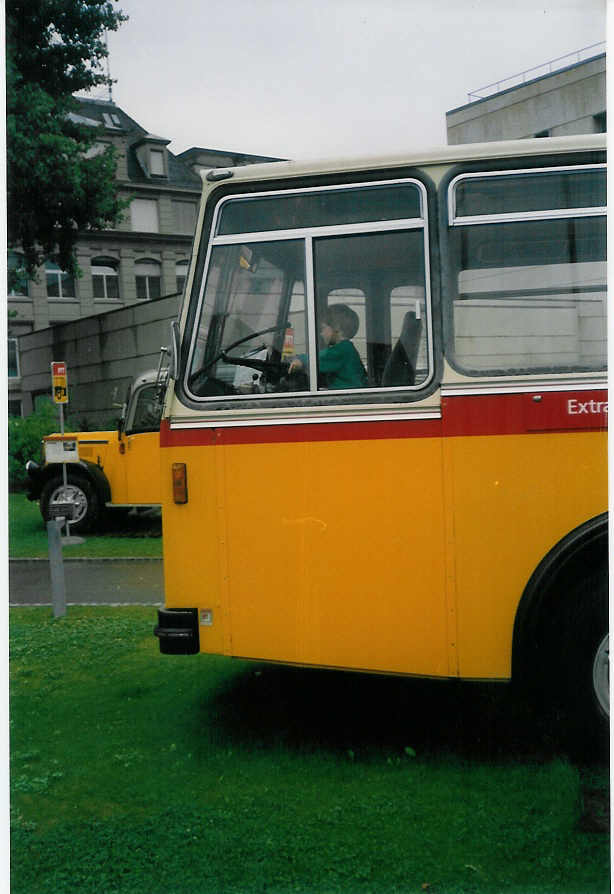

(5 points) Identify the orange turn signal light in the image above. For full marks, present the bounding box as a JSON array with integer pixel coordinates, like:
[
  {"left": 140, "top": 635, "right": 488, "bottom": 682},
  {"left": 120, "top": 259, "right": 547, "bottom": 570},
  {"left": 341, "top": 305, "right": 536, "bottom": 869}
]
[{"left": 172, "top": 462, "right": 188, "bottom": 504}]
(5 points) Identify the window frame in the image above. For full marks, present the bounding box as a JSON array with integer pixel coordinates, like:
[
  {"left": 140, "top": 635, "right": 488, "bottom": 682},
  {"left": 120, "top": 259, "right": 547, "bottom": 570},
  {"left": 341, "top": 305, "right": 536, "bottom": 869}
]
[
  {"left": 184, "top": 177, "right": 435, "bottom": 405},
  {"left": 125, "top": 383, "right": 162, "bottom": 434},
  {"left": 149, "top": 148, "right": 166, "bottom": 177},
  {"left": 8, "top": 337, "right": 20, "bottom": 378},
  {"left": 130, "top": 197, "right": 160, "bottom": 233},
  {"left": 134, "top": 258, "right": 162, "bottom": 301},
  {"left": 92, "top": 257, "right": 120, "bottom": 301},
  {"left": 443, "top": 160, "right": 607, "bottom": 378},
  {"left": 175, "top": 259, "right": 190, "bottom": 294},
  {"left": 448, "top": 164, "right": 606, "bottom": 227},
  {"left": 45, "top": 260, "right": 76, "bottom": 300}
]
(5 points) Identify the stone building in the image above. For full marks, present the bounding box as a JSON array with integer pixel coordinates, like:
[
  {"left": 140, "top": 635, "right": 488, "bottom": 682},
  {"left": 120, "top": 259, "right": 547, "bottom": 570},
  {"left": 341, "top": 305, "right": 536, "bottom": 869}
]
[
  {"left": 446, "top": 48, "right": 606, "bottom": 144},
  {"left": 8, "top": 97, "right": 281, "bottom": 415}
]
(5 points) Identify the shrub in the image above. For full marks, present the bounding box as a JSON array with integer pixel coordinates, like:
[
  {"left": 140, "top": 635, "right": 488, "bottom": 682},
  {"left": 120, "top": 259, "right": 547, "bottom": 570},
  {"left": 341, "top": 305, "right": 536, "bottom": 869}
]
[{"left": 8, "top": 401, "right": 79, "bottom": 491}]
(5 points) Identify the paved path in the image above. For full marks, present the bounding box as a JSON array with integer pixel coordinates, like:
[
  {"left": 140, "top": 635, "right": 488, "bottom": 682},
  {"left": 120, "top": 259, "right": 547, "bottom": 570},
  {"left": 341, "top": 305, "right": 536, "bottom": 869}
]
[{"left": 9, "top": 558, "right": 164, "bottom": 606}]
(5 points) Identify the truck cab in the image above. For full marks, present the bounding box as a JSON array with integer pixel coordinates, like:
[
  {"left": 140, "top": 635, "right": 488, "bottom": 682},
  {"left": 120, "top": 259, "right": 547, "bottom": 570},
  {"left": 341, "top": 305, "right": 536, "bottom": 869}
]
[{"left": 25, "top": 370, "right": 162, "bottom": 533}]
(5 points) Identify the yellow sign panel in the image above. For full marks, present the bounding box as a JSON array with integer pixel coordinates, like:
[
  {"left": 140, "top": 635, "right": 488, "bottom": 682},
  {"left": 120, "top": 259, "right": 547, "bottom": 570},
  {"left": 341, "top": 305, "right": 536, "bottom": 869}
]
[{"left": 51, "top": 361, "right": 68, "bottom": 404}]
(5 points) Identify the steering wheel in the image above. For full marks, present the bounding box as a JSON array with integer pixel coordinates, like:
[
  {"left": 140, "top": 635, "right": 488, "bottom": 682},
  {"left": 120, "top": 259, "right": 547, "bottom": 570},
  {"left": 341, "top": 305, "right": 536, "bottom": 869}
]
[{"left": 221, "top": 352, "right": 285, "bottom": 378}]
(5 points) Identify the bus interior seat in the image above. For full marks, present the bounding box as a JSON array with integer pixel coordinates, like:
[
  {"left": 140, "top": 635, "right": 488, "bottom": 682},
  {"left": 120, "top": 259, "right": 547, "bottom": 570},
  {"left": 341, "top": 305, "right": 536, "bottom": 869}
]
[{"left": 381, "top": 311, "right": 422, "bottom": 387}]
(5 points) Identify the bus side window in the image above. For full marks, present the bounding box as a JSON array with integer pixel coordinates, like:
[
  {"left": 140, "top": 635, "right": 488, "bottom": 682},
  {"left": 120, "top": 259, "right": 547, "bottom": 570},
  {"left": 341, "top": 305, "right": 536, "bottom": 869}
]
[
  {"left": 448, "top": 168, "right": 606, "bottom": 375},
  {"left": 313, "top": 230, "right": 428, "bottom": 389}
]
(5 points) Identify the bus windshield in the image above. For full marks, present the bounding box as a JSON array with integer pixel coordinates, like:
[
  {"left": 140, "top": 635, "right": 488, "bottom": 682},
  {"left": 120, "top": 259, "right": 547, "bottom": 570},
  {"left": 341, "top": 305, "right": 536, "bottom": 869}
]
[{"left": 187, "top": 180, "right": 432, "bottom": 399}]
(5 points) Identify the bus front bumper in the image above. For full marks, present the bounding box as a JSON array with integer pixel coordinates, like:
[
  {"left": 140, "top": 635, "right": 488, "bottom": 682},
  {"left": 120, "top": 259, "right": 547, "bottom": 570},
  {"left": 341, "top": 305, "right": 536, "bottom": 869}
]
[{"left": 154, "top": 607, "right": 200, "bottom": 655}]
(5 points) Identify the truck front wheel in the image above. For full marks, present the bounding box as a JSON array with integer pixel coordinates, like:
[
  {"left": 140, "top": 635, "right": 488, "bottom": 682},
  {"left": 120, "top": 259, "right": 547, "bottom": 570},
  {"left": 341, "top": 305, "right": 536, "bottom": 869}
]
[{"left": 40, "top": 475, "right": 99, "bottom": 534}]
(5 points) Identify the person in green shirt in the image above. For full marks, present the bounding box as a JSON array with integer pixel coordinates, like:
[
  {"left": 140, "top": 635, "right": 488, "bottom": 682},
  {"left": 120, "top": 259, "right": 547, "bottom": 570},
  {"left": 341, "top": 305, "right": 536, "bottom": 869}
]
[{"left": 289, "top": 303, "right": 368, "bottom": 390}]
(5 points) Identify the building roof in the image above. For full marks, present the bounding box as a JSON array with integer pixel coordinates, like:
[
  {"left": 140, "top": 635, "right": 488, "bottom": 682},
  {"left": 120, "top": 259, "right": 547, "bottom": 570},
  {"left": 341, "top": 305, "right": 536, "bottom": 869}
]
[
  {"left": 177, "top": 146, "right": 285, "bottom": 168},
  {"left": 74, "top": 96, "right": 202, "bottom": 189},
  {"left": 447, "top": 51, "right": 606, "bottom": 116}
]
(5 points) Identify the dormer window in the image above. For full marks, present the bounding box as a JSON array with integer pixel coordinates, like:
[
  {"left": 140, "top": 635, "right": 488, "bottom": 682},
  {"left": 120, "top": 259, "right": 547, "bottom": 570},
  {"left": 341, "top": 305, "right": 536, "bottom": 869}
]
[
  {"left": 102, "top": 111, "right": 122, "bottom": 129},
  {"left": 150, "top": 149, "right": 165, "bottom": 176},
  {"left": 132, "top": 134, "right": 170, "bottom": 179}
]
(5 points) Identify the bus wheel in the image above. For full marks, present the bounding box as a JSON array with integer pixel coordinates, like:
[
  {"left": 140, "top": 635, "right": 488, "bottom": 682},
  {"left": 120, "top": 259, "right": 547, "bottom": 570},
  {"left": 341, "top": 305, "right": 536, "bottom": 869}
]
[
  {"left": 592, "top": 632, "right": 609, "bottom": 719},
  {"left": 559, "top": 567, "right": 609, "bottom": 749},
  {"left": 40, "top": 475, "right": 99, "bottom": 535}
]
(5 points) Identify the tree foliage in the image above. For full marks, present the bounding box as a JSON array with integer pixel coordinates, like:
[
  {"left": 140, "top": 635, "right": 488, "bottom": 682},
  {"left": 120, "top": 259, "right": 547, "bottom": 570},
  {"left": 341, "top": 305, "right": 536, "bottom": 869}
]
[
  {"left": 8, "top": 400, "right": 82, "bottom": 490},
  {"left": 6, "top": 1, "right": 128, "bottom": 278}
]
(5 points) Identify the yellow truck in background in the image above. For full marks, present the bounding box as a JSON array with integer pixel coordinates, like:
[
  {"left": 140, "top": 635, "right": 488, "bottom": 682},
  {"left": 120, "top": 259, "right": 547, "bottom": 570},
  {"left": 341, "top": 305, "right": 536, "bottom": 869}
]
[{"left": 25, "top": 370, "right": 162, "bottom": 533}]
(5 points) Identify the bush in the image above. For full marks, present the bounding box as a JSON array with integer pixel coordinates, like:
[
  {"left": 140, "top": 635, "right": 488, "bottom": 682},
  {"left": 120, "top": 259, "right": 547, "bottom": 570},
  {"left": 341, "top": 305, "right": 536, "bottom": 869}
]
[{"left": 8, "top": 401, "right": 79, "bottom": 491}]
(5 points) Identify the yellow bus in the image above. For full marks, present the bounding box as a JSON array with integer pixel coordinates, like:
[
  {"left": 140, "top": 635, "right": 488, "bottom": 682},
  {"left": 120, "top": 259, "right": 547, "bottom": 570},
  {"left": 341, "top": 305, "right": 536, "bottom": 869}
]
[{"left": 154, "top": 134, "right": 607, "bottom": 733}]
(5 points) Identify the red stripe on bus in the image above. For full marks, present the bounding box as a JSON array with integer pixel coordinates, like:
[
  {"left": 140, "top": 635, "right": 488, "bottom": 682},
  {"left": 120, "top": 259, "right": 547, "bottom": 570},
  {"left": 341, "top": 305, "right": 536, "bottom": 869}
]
[
  {"left": 442, "top": 390, "right": 607, "bottom": 437},
  {"left": 160, "top": 416, "right": 442, "bottom": 447},
  {"left": 160, "top": 389, "right": 607, "bottom": 447}
]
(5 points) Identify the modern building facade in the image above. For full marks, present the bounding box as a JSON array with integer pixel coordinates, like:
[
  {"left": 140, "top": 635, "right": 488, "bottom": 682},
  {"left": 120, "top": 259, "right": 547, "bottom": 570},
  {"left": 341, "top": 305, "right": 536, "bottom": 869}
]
[
  {"left": 446, "top": 49, "right": 606, "bottom": 144},
  {"left": 8, "top": 97, "right": 282, "bottom": 415}
]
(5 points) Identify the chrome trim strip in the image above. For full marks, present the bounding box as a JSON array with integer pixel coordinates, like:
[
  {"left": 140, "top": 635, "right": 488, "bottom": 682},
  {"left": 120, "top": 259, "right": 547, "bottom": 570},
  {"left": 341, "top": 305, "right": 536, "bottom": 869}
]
[
  {"left": 184, "top": 234, "right": 215, "bottom": 392},
  {"left": 441, "top": 379, "right": 607, "bottom": 397},
  {"left": 304, "top": 235, "right": 318, "bottom": 389},
  {"left": 448, "top": 164, "right": 606, "bottom": 226},
  {"left": 170, "top": 409, "right": 442, "bottom": 430},
  {"left": 452, "top": 207, "right": 605, "bottom": 227},
  {"left": 212, "top": 218, "right": 425, "bottom": 244}
]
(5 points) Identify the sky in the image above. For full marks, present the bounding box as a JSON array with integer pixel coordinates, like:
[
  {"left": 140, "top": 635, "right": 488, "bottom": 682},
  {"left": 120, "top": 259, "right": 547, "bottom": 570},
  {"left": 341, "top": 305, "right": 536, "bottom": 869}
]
[{"left": 99, "top": 0, "right": 607, "bottom": 162}]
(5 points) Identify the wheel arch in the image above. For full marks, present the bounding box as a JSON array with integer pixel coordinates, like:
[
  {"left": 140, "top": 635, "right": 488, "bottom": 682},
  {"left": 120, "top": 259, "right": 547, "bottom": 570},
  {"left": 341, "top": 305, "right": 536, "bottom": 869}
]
[
  {"left": 512, "top": 512, "right": 608, "bottom": 686},
  {"left": 38, "top": 461, "right": 112, "bottom": 505}
]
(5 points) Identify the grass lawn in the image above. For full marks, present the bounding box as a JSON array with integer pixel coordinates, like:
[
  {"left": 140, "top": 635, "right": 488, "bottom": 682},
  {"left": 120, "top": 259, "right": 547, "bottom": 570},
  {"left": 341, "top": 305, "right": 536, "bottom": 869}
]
[
  {"left": 9, "top": 493, "right": 162, "bottom": 558},
  {"left": 10, "top": 606, "right": 609, "bottom": 894}
]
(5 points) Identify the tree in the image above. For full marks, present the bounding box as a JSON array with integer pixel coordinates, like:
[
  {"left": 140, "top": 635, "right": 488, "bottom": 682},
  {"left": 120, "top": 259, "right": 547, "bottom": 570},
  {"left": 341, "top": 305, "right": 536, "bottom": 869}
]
[{"left": 6, "top": 1, "right": 128, "bottom": 280}]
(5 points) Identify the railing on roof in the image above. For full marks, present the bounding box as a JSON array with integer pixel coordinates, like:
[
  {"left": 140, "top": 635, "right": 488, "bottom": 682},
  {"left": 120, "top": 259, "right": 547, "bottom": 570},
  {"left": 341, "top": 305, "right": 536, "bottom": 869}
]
[{"left": 467, "top": 42, "right": 606, "bottom": 102}]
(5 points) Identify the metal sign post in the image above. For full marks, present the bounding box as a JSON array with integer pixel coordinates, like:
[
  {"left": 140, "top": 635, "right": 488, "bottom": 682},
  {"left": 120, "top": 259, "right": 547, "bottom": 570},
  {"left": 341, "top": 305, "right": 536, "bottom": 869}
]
[
  {"left": 47, "top": 518, "right": 67, "bottom": 618},
  {"left": 51, "top": 362, "right": 70, "bottom": 536},
  {"left": 46, "top": 502, "right": 81, "bottom": 617}
]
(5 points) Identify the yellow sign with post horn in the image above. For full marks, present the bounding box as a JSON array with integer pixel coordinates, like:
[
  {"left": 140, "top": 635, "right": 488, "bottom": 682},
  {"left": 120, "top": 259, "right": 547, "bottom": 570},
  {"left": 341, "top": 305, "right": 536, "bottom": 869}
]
[{"left": 51, "top": 361, "right": 68, "bottom": 404}]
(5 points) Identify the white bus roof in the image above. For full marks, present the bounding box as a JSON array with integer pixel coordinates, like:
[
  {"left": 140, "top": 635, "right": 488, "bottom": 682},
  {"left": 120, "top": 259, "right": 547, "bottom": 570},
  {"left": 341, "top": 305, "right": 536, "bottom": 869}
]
[{"left": 199, "top": 134, "right": 606, "bottom": 189}]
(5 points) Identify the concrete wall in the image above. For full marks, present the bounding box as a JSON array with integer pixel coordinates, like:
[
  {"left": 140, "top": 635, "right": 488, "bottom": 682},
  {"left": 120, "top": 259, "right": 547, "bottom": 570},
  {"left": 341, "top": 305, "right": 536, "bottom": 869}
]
[
  {"left": 447, "top": 54, "right": 606, "bottom": 144},
  {"left": 18, "top": 292, "right": 181, "bottom": 428}
]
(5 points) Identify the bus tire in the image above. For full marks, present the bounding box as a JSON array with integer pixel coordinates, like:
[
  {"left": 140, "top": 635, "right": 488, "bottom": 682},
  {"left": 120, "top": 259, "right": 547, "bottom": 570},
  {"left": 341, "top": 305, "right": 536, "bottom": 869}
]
[
  {"left": 40, "top": 474, "right": 99, "bottom": 535},
  {"left": 557, "top": 566, "right": 609, "bottom": 750}
]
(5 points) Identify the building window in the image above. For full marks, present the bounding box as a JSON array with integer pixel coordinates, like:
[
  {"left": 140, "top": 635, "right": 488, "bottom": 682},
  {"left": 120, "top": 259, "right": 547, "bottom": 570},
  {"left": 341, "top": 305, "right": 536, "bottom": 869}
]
[
  {"left": 135, "top": 259, "right": 161, "bottom": 300},
  {"left": 594, "top": 112, "right": 606, "bottom": 133},
  {"left": 150, "top": 148, "right": 165, "bottom": 176},
  {"left": 92, "top": 257, "right": 120, "bottom": 299},
  {"left": 173, "top": 200, "right": 197, "bottom": 235},
  {"left": 46, "top": 261, "right": 75, "bottom": 298},
  {"left": 8, "top": 251, "right": 28, "bottom": 296},
  {"left": 102, "top": 111, "right": 122, "bottom": 129},
  {"left": 8, "top": 338, "right": 19, "bottom": 378},
  {"left": 8, "top": 399, "right": 22, "bottom": 418},
  {"left": 130, "top": 198, "right": 159, "bottom": 233},
  {"left": 176, "top": 260, "right": 189, "bottom": 293}
]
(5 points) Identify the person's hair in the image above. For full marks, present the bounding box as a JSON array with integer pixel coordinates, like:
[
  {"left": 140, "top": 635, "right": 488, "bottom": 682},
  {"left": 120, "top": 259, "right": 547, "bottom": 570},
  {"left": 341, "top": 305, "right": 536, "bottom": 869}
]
[{"left": 322, "top": 303, "right": 360, "bottom": 339}]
